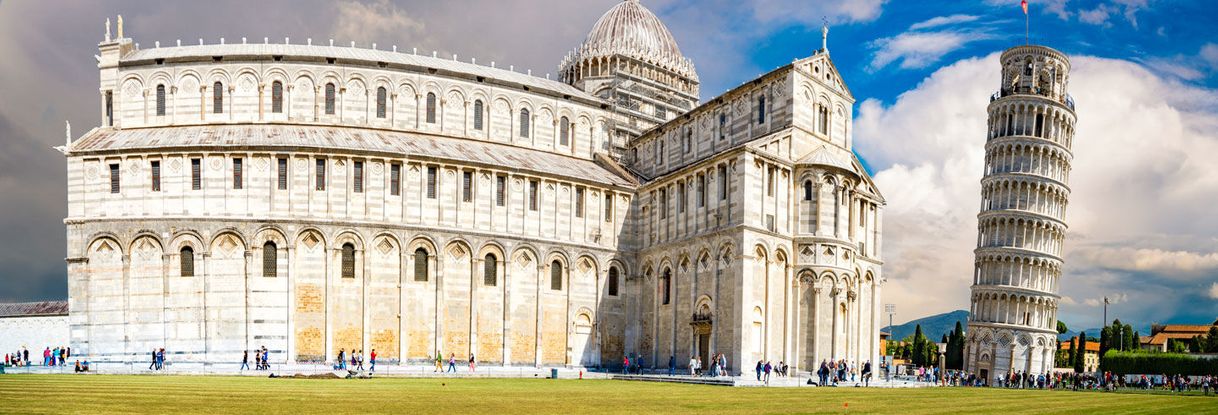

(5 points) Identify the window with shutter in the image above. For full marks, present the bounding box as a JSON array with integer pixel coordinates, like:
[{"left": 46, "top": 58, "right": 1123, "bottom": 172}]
[
  {"left": 109, "top": 163, "right": 120, "bottom": 194},
  {"left": 473, "top": 100, "right": 484, "bottom": 130},
  {"left": 151, "top": 161, "right": 161, "bottom": 192},
  {"left": 426, "top": 167, "right": 437, "bottom": 199},
  {"left": 213, "top": 82, "right": 224, "bottom": 113},
  {"left": 315, "top": 159, "right": 326, "bottom": 191},
  {"left": 156, "top": 84, "right": 166, "bottom": 116},
  {"left": 341, "top": 243, "right": 355, "bottom": 278},
  {"left": 496, "top": 175, "right": 506, "bottom": 207},
  {"left": 191, "top": 158, "right": 201, "bottom": 190},
  {"left": 414, "top": 248, "right": 429, "bottom": 281},
  {"left": 390, "top": 163, "right": 401, "bottom": 196},
  {"left": 277, "top": 158, "right": 288, "bottom": 190},
  {"left": 462, "top": 171, "right": 472, "bottom": 202},
  {"left": 325, "top": 83, "right": 336, "bottom": 115},
  {"left": 180, "top": 247, "right": 194, "bottom": 277},
  {"left": 353, "top": 161, "right": 364, "bottom": 193},
  {"left": 528, "top": 180, "right": 538, "bottom": 211},
  {"left": 425, "top": 93, "right": 436, "bottom": 123},
  {"left": 233, "top": 158, "right": 243, "bottom": 189},
  {"left": 271, "top": 81, "right": 283, "bottom": 113},
  {"left": 263, "top": 242, "right": 277, "bottom": 277},
  {"left": 376, "top": 87, "right": 387, "bottom": 118},
  {"left": 520, "top": 109, "right": 530, "bottom": 138}
]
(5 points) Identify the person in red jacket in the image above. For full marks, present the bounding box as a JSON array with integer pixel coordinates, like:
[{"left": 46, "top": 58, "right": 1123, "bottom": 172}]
[
  {"left": 622, "top": 355, "right": 630, "bottom": 374},
  {"left": 369, "top": 349, "right": 377, "bottom": 372}
]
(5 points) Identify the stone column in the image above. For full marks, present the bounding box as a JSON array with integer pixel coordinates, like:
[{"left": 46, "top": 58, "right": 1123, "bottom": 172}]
[{"left": 286, "top": 247, "right": 295, "bottom": 364}]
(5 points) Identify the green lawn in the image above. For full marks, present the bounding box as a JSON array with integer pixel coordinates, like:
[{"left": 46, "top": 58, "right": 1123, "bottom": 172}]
[{"left": 0, "top": 375, "right": 1213, "bottom": 414}]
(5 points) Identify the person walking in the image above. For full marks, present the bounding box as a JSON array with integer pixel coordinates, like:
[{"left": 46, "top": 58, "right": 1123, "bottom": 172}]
[
  {"left": 719, "top": 353, "right": 728, "bottom": 377},
  {"left": 622, "top": 355, "right": 630, "bottom": 375},
  {"left": 435, "top": 352, "right": 443, "bottom": 372},
  {"left": 357, "top": 350, "right": 365, "bottom": 371},
  {"left": 668, "top": 355, "right": 675, "bottom": 376},
  {"left": 369, "top": 349, "right": 377, "bottom": 372},
  {"left": 469, "top": 353, "right": 476, "bottom": 373},
  {"left": 862, "top": 360, "right": 872, "bottom": 387},
  {"left": 689, "top": 356, "right": 696, "bottom": 376},
  {"left": 157, "top": 348, "right": 165, "bottom": 370},
  {"left": 447, "top": 353, "right": 457, "bottom": 373},
  {"left": 241, "top": 350, "right": 250, "bottom": 371},
  {"left": 755, "top": 360, "right": 763, "bottom": 381},
  {"left": 149, "top": 349, "right": 157, "bottom": 370},
  {"left": 763, "top": 361, "right": 772, "bottom": 386}
]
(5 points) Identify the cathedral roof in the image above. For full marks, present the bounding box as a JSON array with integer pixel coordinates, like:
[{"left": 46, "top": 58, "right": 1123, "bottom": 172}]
[
  {"left": 0, "top": 301, "right": 68, "bottom": 318},
  {"left": 70, "top": 125, "right": 635, "bottom": 188},
  {"left": 561, "top": 0, "right": 697, "bottom": 82},
  {"left": 797, "top": 145, "right": 855, "bottom": 172}
]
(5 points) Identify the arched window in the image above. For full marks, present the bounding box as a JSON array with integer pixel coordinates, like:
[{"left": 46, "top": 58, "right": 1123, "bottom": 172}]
[
  {"left": 425, "top": 93, "right": 437, "bottom": 123},
  {"left": 414, "top": 248, "right": 429, "bottom": 281},
  {"left": 156, "top": 84, "right": 166, "bottom": 116},
  {"left": 271, "top": 81, "right": 283, "bottom": 113},
  {"left": 803, "top": 180, "right": 813, "bottom": 201},
  {"left": 818, "top": 105, "right": 829, "bottom": 134},
  {"left": 376, "top": 86, "right": 387, "bottom": 119},
  {"left": 684, "top": 128, "right": 692, "bottom": 152},
  {"left": 757, "top": 94, "right": 766, "bottom": 124},
  {"left": 608, "top": 267, "right": 619, "bottom": 296},
  {"left": 263, "top": 241, "right": 277, "bottom": 277},
  {"left": 484, "top": 253, "right": 497, "bottom": 286},
  {"left": 213, "top": 82, "right": 224, "bottom": 114},
  {"left": 341, "top": 243, "right": 355, "bottom": 279},
  {"left": 180, "top": 247, "right": 194, "bottom": 277},
  {"left": 550, "top": 260, "right": 562, "bottom": 290},
  {"left": 559, "top": 116, "right": 570, "bottom": 146},
  {"left": 324, "top": 83, "right": 336, "bottom": 115},
  {"left": 520, "top": 108, "right": 531, "bottom": 138},
  {"left": 719, "top": 113, "right": 727, "bottom": 140},
  {"left": 661, "top": 268, "right": 672, "bottom": 305},
  {"left": 473, "top": 100, "right": 484, "bottom": 131}
]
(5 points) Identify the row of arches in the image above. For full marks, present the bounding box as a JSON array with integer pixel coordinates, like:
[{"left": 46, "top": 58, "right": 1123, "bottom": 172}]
[
  {"left": 970, "top": 291, "right": 1058, "bottom": 331},
  {"left": 984, "top": 141, "right": 1072, "bottom": 184},
  {"left": 976, "top": 215, "right": 1066, "bottom": 256},
  {"left": 973, "top": 253, "right": 1061, "bottom": 294},
  {"left": 79, "top": 226, "right": 629, "bottom": 366},
  {"left": 116, "top": 66, "right": 609, "bottom": 158},
  {"left": 987, "top": 101, "right": 1075, "bottom": 149},
  {"left": 980, "top": 178, "right": 1069, "bottom": 221}
]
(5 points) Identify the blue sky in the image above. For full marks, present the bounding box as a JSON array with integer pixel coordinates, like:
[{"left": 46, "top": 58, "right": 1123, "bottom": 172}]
[{"left": 0, "top": 0, "right": 1215, "bottom": 331}]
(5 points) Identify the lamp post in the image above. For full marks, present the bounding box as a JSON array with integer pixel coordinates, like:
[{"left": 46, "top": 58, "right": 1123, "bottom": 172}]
[{"left": 885, "top": 304, "right": 895, "bottom": 381}]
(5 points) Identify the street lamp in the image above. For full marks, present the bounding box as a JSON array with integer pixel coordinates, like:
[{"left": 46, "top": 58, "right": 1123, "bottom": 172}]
[{"left": 885, "top": 304, "right": 895, "bottom": 382}]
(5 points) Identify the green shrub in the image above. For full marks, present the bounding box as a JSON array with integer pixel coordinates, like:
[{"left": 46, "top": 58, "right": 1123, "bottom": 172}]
[{"left": 1101, "top": 350, "right": 1218, "bottom": 375}]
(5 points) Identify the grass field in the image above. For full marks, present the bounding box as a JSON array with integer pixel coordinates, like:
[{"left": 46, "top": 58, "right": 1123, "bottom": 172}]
[{"left": 0, "top": 375, "right": 1214, "bottom": 414}]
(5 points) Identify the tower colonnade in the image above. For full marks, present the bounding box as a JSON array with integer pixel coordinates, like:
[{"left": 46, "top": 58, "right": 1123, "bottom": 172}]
[{"left": 966, "top": 45, "right": 1076, "bottom": 383}]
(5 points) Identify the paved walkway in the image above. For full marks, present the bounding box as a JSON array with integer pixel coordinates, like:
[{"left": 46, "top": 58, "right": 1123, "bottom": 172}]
[{"left": 2, "top": 364, "right": 941, "bottom": 388}]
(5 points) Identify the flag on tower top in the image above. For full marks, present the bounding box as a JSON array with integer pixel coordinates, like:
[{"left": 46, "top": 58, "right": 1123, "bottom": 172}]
[{"left": 1022, "top": 0, "right": 1029, "bottom": 15}]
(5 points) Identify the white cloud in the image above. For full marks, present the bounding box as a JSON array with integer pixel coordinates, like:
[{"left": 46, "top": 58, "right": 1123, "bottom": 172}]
[
  {"left": 1083, "top": 293, "right": 1127, "bottom": 307},
  {"left": 854, "top": 51, "right": 1218, "bottom": 327},
  {"left": 1078, "top": 5, "right": 1114, "bottom": 26},
  {"left": 908, "top": 14, "right": 979, "bottom": 31},
  {"left": 748, "top": 0, "right": 886, "bottom": 26},
  {"left": 1202, "top": 43, "right": 1218, "bottom": 69},
  {"left": 1210, "top": 283, "right": 1218, "bottom": 300},
  {"left": 330, "top": 0, "right": 427, "bottom": 49},
  {"left": 867, "top": 31, "right": 993, "bottom": 71}
]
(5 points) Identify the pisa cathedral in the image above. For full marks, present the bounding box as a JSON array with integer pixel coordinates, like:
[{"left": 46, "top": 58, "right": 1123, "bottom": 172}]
[
  {"left": 62, "top": 1, "right": 884, "bottom": 373},
  {"left": 965, "top": 45, "right": 1076, "bottom": 382}
]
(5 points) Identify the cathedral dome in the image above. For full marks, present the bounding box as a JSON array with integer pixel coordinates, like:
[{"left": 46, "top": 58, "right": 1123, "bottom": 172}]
[{"left": 561, "top": 0, "right": 698, "bottom": 83}]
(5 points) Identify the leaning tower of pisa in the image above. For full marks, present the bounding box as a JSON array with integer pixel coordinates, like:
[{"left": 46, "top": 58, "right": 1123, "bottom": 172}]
[{"left": 964, "top": 45, "right": 1076, "bottom": 382}]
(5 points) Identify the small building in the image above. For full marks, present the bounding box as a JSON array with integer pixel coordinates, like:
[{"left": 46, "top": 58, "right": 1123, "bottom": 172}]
[
  {"left": 1058, "top": 340, "right": 1099, "bottom": 373},
  {"left": 0, "top": 301, "right": 70, "bottom": 361},
  {"left": 1141, "top": 319, "right": 1218, "bottom": 352}
]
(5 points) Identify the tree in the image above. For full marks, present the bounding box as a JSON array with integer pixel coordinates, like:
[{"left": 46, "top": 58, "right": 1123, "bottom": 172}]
[
  {"left": 1123, "top": 323, "right": 1135, "bottom": 352},
  {"left": 1066, "top": 338, "right": 1077, "bottom": 369},
  {"left": 912, "top": 325, "right": 926, "bottom": 366},
  {"left": 1207, "top": 327, "right": 1218, "bottom": 353},
  {"left": 1099, "top": 326, "right": 1111, "bottom": 357},
  {"left": 1057, "top": 321, "right": 1069, "bottom": 335},
  {"left": 1074, "top": 331, "right": 1087, "bottom": 373},
  {"left": 1132, "top": 331, "right": 1141, "bottom": 352},
  {"left": 1110, "top": 319, "right": 1124, "bottom": 351}
]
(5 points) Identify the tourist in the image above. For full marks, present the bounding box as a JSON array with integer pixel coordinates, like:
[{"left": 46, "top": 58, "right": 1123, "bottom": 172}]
[
  {"left": 719, "top": 354, "right": 727, "bottom": 377},
  {"left": 755, "top": 360, "right": 764, "bottom": 381},
  {"left": 336, "top": 348, "right": 346, "bottom": 370},
  {"left": 469, "top": 353, "right": 475, "bottom": 373},
  {"left": 668, "top": 355, "right": 675, "bottom": 376},
  {"left": 622, "top": 355, "right": 629, "bottom": 375},
  {"left": 357, "top": 349, "right": 365, "bottom": 371},
  {"left": 695, "top": 356, "right": 702, "bottom": 376},
  {"left": 157, "top": 348, "right": 165, "bottom": 370},
  {"left": 689, "top": 356, "right": 696, "bottom": 376},
  {"left": 447, "top": 353, "right": 457, "bottom": 373},
  {"left": 241, "top": 350, "right": 250, "bottom": 371},
  {"left": 148, "top": 349, "right": 156, "bottom": 370},
  {"left": 351, "top": 349, "right": 358, "bottom": 370},
  {"left": 862, "top": 360, "right": 872, "bottom": 387},
  {"left": 370, "top": 349, "right": 377, "bottom": 372},
  {"left": 43, "top": 347, "right": 50, "bottom": 366},
  {"left": 74, "top": 360, "right": 82, "bottom": 373},
  {"left": 435, "top": 352, "right": 443, "bottom": 372},
  {"left": 763, "top": 360, "right": 772, "bottom": 385}
]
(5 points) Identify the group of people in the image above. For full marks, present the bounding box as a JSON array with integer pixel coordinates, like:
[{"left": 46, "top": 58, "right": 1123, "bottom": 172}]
[
  {"left": 432, "top": 352, "right": 476, "bottom": 373},
  {"left": 754, "top": 360, "right": 791, "bottom": 384},
  {"left": 814, "top": 359, "right": 873, "bottom": 386},
  {"left": 240, "top": 346, "right": 271, "bottom": 371},
  {"left": 621, "top": 353, "right": 730, "bottom": 378},
  {"left": 5, "top": 346, "right": 71, "bottom": 367},
  {"left": 946, "top": 369, "right": 1216, "bottom": 395},
  {"left": 147, "top": 348, "right": 166, "bottom": 370},
  {"left": 334, "top": 348, "right": 377, "bottom": 372}
]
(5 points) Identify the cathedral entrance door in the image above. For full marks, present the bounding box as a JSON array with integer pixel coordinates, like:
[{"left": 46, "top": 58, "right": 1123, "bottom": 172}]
[{"left": 697, "top": 333, "right": 710, "bottom": 367}]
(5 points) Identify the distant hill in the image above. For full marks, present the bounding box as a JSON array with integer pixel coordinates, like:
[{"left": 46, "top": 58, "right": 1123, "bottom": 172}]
[{"left": 886, "top": 310, "right": 969, "bottom": 341}]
